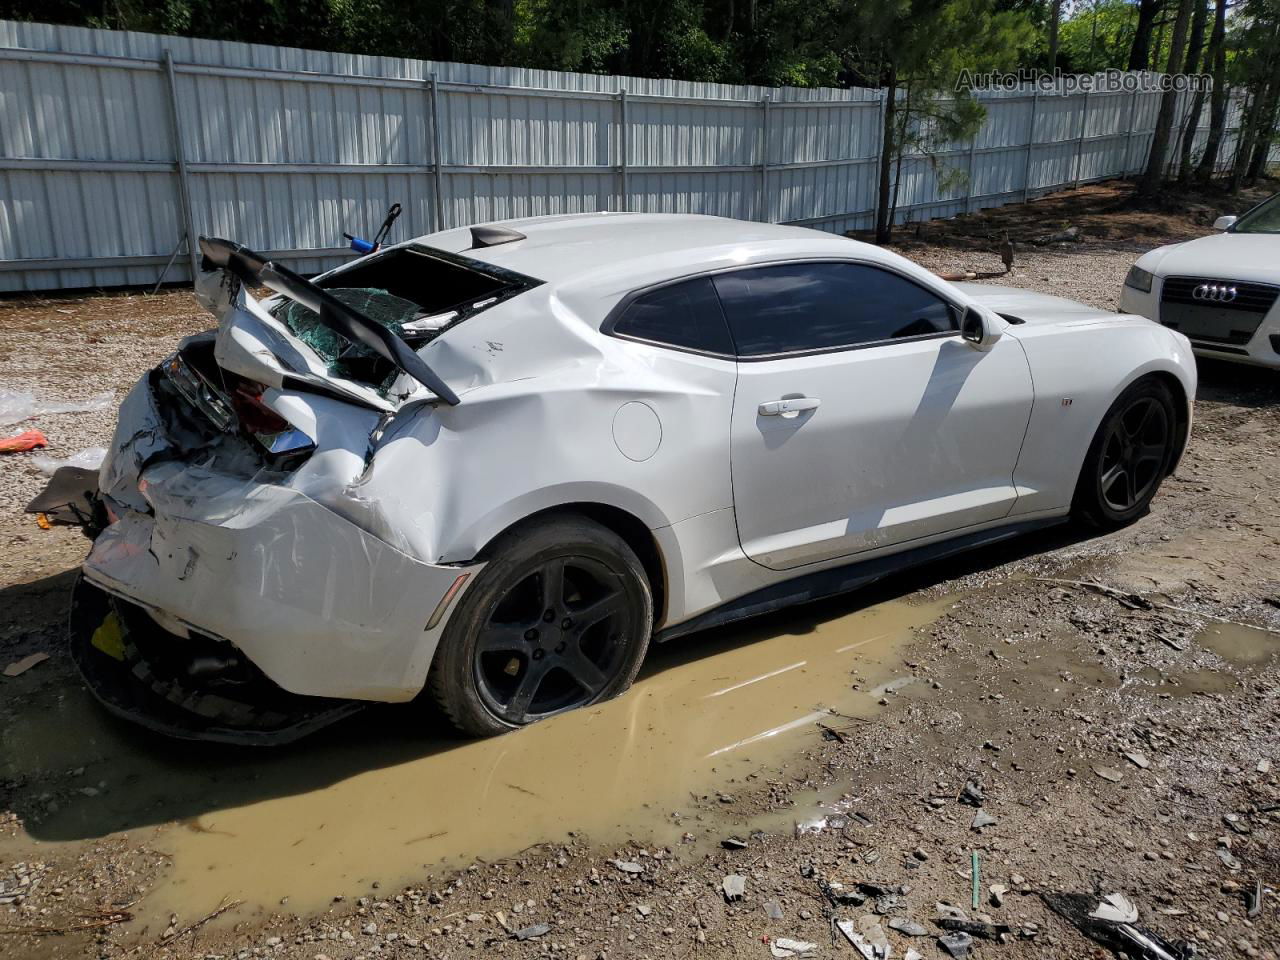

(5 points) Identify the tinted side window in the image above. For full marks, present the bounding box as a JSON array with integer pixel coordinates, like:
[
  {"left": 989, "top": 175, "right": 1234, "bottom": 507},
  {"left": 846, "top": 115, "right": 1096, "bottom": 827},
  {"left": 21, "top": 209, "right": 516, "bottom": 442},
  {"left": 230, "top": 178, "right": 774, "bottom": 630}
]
[
  {"left": 612, "top": 277, "right": 734, "bottom": 355},
  {"left": 712, "top": 262, "right": 958, "bottom": 357}
]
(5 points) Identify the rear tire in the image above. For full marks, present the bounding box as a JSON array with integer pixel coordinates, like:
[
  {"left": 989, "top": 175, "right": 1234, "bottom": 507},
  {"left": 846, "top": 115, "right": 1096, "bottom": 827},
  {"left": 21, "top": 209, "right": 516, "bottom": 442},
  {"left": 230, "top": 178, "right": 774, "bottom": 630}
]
[
  {"left": 427, "top": 515, "right": 653, "bottom": 738},
  {"left": 1072, "top": 376, "right": 1179, "bottom": 529}
]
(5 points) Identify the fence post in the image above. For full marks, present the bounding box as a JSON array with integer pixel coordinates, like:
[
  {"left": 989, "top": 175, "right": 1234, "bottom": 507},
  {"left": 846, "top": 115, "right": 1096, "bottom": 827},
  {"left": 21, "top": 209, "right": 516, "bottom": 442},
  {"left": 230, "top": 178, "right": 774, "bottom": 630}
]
[
  {"left": 617, "top": 87, "right": 629, "bottom": 212},
  {"left": 1072, "top": 89, "right": 1090, "bottom": 188},
  {"left": 759, "top": 95, "right": 771, "bottom": 223},
  {"left": 1021, "top": 88, "right": 1039, "bottom": 202},
  {"left": 429, "top": 73, "right": 445, "bottom": 232},
  {"left": 161, "top": 50, "right": 199, "bottom": 283},
  {"left": 1123, "top": 86, "right": 1139, "bottom": 178},
  {"left": 963, "top": 125, "right": 979, "bottom": 214}
]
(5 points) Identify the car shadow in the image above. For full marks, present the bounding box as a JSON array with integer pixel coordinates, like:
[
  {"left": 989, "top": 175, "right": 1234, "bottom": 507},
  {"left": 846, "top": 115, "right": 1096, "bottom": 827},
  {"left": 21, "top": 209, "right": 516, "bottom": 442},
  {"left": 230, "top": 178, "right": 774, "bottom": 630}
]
[
  {"left": 1195, "top": 357, "right": 1280, "bottom": 407},
  {"left": 4, "top": 518, "right": 1095, "bottom": 845}
]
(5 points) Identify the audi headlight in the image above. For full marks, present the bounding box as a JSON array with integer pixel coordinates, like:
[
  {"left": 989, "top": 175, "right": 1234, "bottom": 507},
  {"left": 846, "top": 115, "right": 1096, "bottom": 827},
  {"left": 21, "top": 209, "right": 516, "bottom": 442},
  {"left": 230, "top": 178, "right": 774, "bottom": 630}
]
[{"left": 1124, "top": 265, "right": 1154, "bottom": 294}]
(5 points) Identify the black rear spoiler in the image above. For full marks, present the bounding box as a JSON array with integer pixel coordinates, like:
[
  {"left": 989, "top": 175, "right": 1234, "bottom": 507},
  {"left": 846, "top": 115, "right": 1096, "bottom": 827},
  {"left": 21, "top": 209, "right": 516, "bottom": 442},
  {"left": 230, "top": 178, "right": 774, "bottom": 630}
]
[{"left": 198, "top": 236, "right": 460, "bottom": 406}]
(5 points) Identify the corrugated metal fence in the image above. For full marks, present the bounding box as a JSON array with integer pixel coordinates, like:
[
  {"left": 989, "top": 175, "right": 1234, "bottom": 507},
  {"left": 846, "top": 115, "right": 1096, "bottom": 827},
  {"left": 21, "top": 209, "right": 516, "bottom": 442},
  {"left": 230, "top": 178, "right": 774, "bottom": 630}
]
[{"left": 0, "top": 19, "right": 1257, "bottom": 292}]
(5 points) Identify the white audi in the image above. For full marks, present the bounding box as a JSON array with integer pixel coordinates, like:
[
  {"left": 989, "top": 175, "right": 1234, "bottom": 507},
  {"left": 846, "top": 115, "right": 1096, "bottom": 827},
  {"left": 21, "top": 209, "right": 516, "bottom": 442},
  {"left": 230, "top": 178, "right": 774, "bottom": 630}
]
[
  {"left": 31, "top": 214, "right": 1196, "bottom": 742},
  {"left": 1120, "top": 191, "right": 1280, "bottom": 369}
]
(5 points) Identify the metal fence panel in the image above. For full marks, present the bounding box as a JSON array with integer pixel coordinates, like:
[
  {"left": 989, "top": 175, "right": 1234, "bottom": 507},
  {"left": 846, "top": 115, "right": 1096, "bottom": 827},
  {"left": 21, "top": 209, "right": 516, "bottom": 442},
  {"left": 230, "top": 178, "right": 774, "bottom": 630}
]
[{"left": 0, "top": 18, "right": 1271, "bottom": 292}]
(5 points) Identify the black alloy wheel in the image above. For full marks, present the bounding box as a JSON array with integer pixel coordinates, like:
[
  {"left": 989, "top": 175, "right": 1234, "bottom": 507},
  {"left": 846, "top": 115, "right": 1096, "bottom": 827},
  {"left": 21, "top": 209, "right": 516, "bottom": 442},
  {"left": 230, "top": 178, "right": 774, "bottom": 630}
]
[
  {"left": 427, "top": 515, "right": 652, "bottom": 737},
  {"left": 1073, "top": 376, "right": 1180, "bottom": 529},
  {"left": 473, "top": 556, "right": 632, "bottom": 723},
  {"left": 1097, "top": 395, "right": 1171, "bottom": 513}
]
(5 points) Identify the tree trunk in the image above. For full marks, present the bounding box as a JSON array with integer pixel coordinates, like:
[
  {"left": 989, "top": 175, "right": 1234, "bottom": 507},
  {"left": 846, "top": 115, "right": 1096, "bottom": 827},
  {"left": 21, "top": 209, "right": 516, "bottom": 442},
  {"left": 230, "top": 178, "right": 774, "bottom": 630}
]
[
  {"left": 1048, "top": 0, "right": 1062, "bottom": 70},
  {"left": 875, "top": 61, "right": 898, "bottom": 245},
  {"left": 1230, "top": 92, "right": 1258, "bottom": 193},
  {"left": 1175, "top": 0, "right": 1210, "bottom": 181},
  {"left": 1139, "top": 0, "right": 1193, "bottom": 196},
  {"left": 1244, "top": 40, "right": 1280, "bottom": 183},
  {"left": 1128, "top": 0, "right": 1162, "bottom": 71},
  {"left": 1194, "top": 0, "right": 1228, "bottom": 181}
]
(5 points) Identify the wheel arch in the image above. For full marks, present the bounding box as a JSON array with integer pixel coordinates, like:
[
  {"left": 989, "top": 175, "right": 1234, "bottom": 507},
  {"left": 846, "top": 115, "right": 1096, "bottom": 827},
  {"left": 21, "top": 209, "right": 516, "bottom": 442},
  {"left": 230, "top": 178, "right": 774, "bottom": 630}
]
[
  {"left": 472, "top": 501, "right": 669, "bottom": 627},
  {"left": 1144, "top": 369, "right": 1191, "bottom": 474}
]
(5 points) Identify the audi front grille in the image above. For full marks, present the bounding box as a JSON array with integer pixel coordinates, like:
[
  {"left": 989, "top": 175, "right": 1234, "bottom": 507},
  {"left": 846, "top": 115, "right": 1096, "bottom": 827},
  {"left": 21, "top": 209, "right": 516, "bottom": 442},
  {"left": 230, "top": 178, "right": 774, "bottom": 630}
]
[{"left": 1158, "top": 276, "right": 1279, "bottom": 346}]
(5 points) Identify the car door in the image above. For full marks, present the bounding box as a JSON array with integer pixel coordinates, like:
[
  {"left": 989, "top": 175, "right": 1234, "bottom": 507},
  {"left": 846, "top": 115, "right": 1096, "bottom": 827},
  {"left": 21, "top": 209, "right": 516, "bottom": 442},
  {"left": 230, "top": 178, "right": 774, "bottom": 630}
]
[{"left": 717, "top": 260, "right": 1034, "bottom": 571}]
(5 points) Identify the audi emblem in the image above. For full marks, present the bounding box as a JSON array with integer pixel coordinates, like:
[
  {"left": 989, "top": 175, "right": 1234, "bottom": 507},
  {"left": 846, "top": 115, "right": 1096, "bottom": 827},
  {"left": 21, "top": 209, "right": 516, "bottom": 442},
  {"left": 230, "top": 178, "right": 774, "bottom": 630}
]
[{"left": 1192, "top": 283, "right": 1238, "bottom": 303}]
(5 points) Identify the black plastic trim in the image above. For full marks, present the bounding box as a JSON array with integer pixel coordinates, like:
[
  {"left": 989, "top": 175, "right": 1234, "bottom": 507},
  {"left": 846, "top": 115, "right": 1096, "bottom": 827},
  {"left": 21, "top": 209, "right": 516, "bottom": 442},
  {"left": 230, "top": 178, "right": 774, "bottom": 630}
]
[{"left": 655, "top": 517, "right": 1064, "bottom": 643}]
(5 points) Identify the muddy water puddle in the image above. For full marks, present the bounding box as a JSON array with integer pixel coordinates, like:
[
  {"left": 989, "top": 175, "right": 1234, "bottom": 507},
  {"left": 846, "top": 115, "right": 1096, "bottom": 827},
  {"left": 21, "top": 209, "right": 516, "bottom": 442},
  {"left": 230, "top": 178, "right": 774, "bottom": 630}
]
[
  {"left": 1, "top": 593, "right": 953, "bottom": 929},
  {"left": 1196, "top": 620, "right": 1280, "bottom": 665}
]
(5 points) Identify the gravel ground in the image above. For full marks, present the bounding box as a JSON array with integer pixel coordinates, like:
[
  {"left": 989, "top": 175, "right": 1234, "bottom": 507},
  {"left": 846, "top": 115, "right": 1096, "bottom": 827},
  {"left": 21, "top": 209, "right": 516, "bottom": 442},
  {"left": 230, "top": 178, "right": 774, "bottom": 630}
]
[{"left": 1, "top": 179, "right": 1278, "bottom": 960}]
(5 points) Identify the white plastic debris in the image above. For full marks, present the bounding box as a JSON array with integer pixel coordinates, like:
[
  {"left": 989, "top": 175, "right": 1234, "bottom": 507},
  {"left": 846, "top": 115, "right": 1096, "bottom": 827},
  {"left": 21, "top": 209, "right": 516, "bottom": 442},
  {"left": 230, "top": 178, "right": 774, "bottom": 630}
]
[
  {"left": 769, "top": 938, "right": 817, "bottom": 958},
  {"left": 722, "top": 874, "right": 746, "bottom": 901},
  {"left": 1088, "top": 892, "right": 1139, "bottom": 924},
  {"left": 31, "top": 446, "right": 107, "bottom": 476},
  {"left": 0, "top": 388, "right": 113, "bottom": 427},
  {"left": 836, "top": 917, "right": 891, "bottom": 959}
]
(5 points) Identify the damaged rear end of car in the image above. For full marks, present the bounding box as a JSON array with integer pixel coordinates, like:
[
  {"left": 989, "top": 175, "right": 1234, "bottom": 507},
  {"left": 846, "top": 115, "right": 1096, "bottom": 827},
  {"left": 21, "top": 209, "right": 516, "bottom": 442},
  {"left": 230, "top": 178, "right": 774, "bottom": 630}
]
[{"left": 31, "top": 236, "right": 540, "bottom": 744}]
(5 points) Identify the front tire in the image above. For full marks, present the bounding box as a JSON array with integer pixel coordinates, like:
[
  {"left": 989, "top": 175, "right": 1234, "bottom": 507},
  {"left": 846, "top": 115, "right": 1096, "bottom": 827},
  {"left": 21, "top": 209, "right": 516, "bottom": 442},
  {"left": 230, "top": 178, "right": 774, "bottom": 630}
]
[
  {"left": 427, "top": 515, "right": 653, "bottom": 737},
  {"left": 1072, "top": 376, "right": 1179, "bottom": 529}
]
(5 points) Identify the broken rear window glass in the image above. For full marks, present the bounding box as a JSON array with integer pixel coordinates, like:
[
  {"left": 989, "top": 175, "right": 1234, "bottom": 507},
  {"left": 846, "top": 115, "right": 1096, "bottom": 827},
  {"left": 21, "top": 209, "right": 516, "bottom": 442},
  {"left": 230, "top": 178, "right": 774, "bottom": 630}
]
[{"left": 268, "top": 245, "right": 540, "bottom": 392}]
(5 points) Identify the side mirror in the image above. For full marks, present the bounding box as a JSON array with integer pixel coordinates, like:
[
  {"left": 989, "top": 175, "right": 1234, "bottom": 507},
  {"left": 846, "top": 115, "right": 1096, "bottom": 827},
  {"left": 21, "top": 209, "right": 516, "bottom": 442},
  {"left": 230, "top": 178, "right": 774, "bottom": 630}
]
[
  {"left": 1213, "top": 215, "right": 1237, "bottom": 231},
  {"left": 960, "top": 305, "right": 1002, "bottom": 351},
  {"left": 961, "top": 306, "right": 985, "bottom": 343}
]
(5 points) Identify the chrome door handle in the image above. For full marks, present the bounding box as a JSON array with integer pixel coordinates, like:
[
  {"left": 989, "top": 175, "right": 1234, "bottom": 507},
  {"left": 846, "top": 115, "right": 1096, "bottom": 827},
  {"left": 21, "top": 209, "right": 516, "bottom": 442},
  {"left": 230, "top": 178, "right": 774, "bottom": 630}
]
[{"left": 758, "top": 397, "right": 821, "bottom": 417}]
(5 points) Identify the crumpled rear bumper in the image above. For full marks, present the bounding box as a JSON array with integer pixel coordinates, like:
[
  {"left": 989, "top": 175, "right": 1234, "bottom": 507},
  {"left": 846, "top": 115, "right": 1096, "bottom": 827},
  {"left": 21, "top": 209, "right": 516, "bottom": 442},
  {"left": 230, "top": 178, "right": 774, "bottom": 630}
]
[
  {"left": 69, "top": 576, "right": 363, "bottom": 745},
  {"left": 80, "top": 369, "right": 481, "bottom": 705},
  {"left": 85, "top": 490, "right": 476, "bottom": 702}
]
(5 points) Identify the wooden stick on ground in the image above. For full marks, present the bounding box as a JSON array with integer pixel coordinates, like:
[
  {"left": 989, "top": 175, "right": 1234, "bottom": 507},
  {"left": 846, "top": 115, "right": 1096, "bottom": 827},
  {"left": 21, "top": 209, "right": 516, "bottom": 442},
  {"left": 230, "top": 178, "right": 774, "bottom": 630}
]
[{"left": 1034, "top": 577, "right": 1280, "bottom": 635}]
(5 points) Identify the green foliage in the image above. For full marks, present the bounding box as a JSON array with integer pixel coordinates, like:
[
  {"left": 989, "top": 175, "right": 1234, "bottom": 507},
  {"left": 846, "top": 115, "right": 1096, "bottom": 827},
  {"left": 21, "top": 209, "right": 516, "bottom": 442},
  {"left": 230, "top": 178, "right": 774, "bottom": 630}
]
[{"left": 1051, "top": 0, "right": 1140, "bottom": 73}]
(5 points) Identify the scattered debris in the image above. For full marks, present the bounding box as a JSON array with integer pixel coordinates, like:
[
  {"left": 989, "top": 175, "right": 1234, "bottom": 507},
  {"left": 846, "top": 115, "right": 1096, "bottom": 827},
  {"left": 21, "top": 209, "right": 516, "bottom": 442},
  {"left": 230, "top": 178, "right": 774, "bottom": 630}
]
[
  {"left": 763, "top": 899, "right": 784, "bottom": 920},
  {"left": 0, "top": 388, "right": 113, "bottom": 426},
  {"left": 1245, "top": 879, "right": 1262, "bottom": 918},
  {"left": 835, "top": 917, "right": 890, "bottom": 959},
  {"left": 937, "top": 918, "right": 1011, "bottom": 940},
  {"left": 513, "top": 923, "right": 550, "bottom": 941},
  {"left": 935, "top": 902, "right": 969, "bottom": 922},
  {"left": 1124, "top": 752, "right": 1150, "bottom": 770},
  {"left": 1088, "top": 893, "right": 1138, "bottom": 924},
  {"left": 1094, "top": 765, "right": 1125, "bottom": 783},
  {"left": 970, "top": 851, "right": 981, "bottom": 910},
  {"left": 988, "top": 884, "right": 1008, "bottom": 908},
  {"left": 1041, "top": 892, "right": 1196, "bottom": 960},
  {"left": 818, "top": 722, "right": 852, "bottom": 744},
  {"left": 0, "top": 429, "right": 48, "bottom": 453},
  {"left": 31, "top": 446, "right": 106, "bottom": 476},
  {"left": 721, "top": 836, "right": 748, "bottom": 850},
  {"left": 1222, "top": 813, "right": 1251, "bottom": 835},
  {"left": 959, "top": 781, "right": 984, "bottom": 806},
  {"left": 971, "top": 810, "right": 998, "bottom": 831},
  {"left": 938, "top": 931, "right": 974, "bottom": 958},
  {"left": 769, "top": 937, "right": 817, "bottom": 958},
  {"left": 610, "top": 860, "right": 644, "bottom": 874},
  {"left": 3, "top": 652, "right": 49, "bottom": 678},
  {"left": 1216, "top": 848, "right": 1242, "bottom": 871},
  {"left": 822, "top": 879, "right": 867, "bottom": 906},
  {"left": 888, "top": 917, "right": 928, "bottom": 936},
  {"left": 722, "top": 874, "right": 746, "bottom": 902}
]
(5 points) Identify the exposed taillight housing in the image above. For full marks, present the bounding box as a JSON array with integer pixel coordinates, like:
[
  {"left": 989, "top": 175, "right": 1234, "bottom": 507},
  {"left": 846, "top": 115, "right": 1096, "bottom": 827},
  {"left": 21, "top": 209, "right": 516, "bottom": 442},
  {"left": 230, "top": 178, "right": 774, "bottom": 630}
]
[
  {"left": 230, "top": 379, "right": 290, "bottom": 435},
  {"left": 226, "top": 376, "right": 316, "bottom": 468}
]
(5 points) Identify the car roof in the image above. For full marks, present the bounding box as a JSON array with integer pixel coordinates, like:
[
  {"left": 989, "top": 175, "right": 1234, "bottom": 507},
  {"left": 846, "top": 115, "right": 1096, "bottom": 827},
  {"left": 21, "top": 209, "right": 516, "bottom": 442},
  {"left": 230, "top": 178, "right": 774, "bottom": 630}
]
[{"left": 412, "top": 212, "right": 883, "bottom": 289}]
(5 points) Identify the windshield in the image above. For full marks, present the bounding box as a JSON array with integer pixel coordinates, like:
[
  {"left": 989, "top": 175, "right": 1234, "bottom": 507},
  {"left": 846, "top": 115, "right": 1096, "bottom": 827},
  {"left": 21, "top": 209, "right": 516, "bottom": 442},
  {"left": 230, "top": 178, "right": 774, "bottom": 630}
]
[{"left": 1232, "top": 193, "right": 1280, "bottom": 234}]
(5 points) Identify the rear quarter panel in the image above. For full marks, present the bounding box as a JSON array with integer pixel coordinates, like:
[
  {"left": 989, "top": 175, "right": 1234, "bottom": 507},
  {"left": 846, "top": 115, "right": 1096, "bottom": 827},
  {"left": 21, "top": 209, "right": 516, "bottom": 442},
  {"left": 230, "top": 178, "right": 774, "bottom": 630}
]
[{"left": 1008, "top": 316, "right": 1196, "bottom": 516}]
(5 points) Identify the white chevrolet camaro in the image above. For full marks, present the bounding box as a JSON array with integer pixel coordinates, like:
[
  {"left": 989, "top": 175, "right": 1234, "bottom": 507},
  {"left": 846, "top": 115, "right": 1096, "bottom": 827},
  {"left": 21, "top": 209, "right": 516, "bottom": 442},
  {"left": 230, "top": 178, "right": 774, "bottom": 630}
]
[
  {"left": 1120, "top": 191, "right": 1280, "bottom": 369},
  {"left": 31, "top": 214, "right": 1196, "bottom": 741}
]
